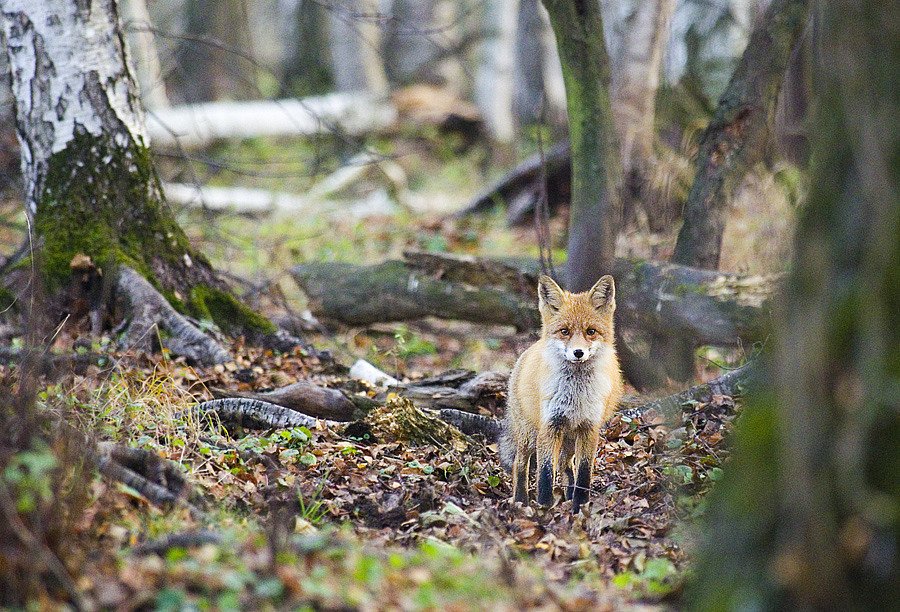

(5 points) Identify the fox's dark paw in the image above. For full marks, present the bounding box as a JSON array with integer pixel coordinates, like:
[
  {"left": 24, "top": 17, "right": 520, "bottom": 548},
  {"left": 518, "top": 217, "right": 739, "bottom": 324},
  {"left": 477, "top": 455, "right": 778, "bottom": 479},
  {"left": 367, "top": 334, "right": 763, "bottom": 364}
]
[{"left": 564, "top": 485, "right": 574, "bottom": 501}]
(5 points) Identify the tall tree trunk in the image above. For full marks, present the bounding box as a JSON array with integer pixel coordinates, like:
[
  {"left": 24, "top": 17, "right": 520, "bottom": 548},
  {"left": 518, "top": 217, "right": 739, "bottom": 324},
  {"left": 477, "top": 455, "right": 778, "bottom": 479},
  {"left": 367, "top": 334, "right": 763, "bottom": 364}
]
[
  {"left": 474, "top": 0, "right": 519, "bottom": 146},
  {"left": 513, "top": 0, "right": 545, "bottom": 124},
  {"left": 177, "top": 0, "right": 259, "bottom": 102},
  {"left": 536, "top": 2, "right": 567, "bottom": 128},
  {"left": 541, "top": 0, "right": 622, "bottom": 292},
  {"left": 327, "top": 0, "right": 389, "bottom": 95},
  {"left": 690, "top": 0, "right": 898, "bottom": 608},
  {"left": 0, "top": 0, "right": 285, "bottom": 361},
  {"left": 281, "top": 0, "right": 333, "bottom": 96},
  {"left": 610, "top": 0, "right": 675, "bottom": 230},
  {"left": 384, "top": 0, "right": 441, "bottom": 85},
  {"left": 671, "top": 0, "right": 810, "bottom": 269},
  {"left": 119, "top": 0, "right": 170, "bottom": 109}
]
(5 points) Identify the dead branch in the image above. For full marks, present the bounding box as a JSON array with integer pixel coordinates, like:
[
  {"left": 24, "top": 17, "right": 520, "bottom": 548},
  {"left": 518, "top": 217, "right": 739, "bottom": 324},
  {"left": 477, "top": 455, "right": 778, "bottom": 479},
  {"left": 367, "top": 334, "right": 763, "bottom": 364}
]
[
  {"left": 438, "top": 408, "right": 502, "bottom": 439},
  {"left": 146, "top": 93, "right": 398, "bottom": 149},
  {"left": 196, "top": 398, "right": 340, "bottom": 430},
  {"left": 453, "top": 140, "right": 571, "bottom": 225},
  {"left": 620, "top": 362, "right": 755, "bottom": 423},
  {"left": 132, "top": 530, "right": 222, "bottom": 556},
  {"left": 210, "top": 380, "right": 367, "bottom": 421}
]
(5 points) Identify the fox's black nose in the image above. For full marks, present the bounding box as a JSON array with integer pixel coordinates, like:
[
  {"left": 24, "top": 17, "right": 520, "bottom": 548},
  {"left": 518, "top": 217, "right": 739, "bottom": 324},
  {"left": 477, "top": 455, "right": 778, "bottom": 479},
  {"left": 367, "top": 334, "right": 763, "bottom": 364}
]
[{"left": 573, "top": 349, "right": 584, "bottom": 359}]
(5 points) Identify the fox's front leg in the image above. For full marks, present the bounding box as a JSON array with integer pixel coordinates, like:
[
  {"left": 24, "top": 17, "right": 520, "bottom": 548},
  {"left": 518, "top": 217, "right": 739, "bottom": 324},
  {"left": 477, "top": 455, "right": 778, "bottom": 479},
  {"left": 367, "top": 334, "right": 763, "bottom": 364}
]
[
  {"left": 559, "top": 436, "right": 576, "bottom": 501},
  {"left": 571, "top": 427, "right": 600, "bottom": 514},
  {"left": 536, "top": 423, "right": 564, "bottom": 507}
]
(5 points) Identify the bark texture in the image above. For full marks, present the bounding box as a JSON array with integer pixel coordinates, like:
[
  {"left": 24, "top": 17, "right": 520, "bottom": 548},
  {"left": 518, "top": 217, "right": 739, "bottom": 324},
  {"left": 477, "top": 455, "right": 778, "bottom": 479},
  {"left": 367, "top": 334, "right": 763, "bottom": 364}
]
[
  {"left": 671, "top": 0, "right": 810, "bottom": 269},
  {"left": 177, "top": 0, "right": 258, "bottom": 102},
  {"left": 541, "top": 0, "right": 621, "bottom": 292},
  {"left": 691, "top": 0, "right": 899, "bottom": 607}
]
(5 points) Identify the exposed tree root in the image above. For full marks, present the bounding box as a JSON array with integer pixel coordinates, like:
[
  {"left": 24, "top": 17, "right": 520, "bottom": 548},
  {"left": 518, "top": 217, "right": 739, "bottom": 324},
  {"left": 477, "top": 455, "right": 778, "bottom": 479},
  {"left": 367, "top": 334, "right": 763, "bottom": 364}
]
[
  {"left": 620, "top": 362, "right": 754, "bottom": 423},
  {"left": 95, "top": 443, "right": 203, "bottom": 518},
  {"left": 132, "top": 530, "right": 223, "bottom": 556},
  {"left": 117, "top": 267, "right": 231, "bottom": 365},
  {"left": 196, "top": 398, "right": 340, "bottom": 430}
]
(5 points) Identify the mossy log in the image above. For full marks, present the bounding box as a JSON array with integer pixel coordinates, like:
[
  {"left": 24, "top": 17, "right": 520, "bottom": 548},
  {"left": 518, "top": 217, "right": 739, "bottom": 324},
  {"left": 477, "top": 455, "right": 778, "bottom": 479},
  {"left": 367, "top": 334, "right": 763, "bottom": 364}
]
[{"left": 291, "top": 251, "right": 777, "bottom": 347}]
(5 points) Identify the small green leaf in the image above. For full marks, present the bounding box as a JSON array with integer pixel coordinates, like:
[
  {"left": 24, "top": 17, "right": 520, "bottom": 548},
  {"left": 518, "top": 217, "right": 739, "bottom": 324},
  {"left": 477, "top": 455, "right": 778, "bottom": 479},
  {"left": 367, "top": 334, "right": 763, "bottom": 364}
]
[{"left": 300, "top": 453, "right": 317, "bottom": 466}]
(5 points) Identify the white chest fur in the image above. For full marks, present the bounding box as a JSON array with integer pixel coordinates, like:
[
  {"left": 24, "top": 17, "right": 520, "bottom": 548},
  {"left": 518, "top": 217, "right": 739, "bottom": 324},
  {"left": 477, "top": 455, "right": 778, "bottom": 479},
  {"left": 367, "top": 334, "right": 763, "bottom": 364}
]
[{"left": 540, "top": 344, "right": 614, "bottom": 426}]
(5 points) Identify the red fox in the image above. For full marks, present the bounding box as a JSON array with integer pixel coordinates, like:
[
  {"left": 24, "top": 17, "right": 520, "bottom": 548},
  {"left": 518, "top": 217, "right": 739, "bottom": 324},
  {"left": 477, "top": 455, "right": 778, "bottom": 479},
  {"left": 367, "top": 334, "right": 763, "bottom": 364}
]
[{"left": 501, "top": 274, "right": 623, "bottom": 513}]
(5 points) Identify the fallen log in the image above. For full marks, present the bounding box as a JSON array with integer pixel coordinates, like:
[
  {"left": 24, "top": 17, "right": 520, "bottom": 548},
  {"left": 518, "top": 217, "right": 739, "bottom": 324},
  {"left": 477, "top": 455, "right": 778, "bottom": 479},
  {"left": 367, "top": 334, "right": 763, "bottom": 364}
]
[
  {"left": 291, "top": 251, "right": 777, "bottom": 347},
  {"left": 146, "top": 93, "right": 398, "bottom": 149},
  {"left": 453, "top": 140, "right": 571, "bottom": 225}
]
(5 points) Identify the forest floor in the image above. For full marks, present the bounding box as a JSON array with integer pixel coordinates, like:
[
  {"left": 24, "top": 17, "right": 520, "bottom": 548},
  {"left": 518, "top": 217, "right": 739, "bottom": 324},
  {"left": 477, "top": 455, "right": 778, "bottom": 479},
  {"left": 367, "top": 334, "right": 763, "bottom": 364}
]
[{"left": 0, "top": 132, "right": 788, "bottom": 609}]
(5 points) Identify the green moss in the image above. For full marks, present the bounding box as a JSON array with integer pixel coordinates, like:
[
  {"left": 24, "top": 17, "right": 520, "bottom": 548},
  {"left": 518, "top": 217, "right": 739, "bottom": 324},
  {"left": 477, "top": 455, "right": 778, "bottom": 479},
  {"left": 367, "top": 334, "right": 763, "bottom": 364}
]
[
  {"left": 189, "top": 285, "right": 277, "bottom": 337},
  {"left": 35, "top": 131, "right": 191, "bottom": 290}
]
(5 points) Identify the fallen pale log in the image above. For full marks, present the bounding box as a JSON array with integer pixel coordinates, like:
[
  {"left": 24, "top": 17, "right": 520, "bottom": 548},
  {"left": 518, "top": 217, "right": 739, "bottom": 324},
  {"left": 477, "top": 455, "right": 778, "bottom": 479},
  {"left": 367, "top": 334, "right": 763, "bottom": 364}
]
[
  {"left": 291, "top": 251, "right": 777, "bottom": 346},
  {"left": 132, "top": 531, "right": 222, "bottom": 556},
  {"left": 146, "top": 93, "right": 398, "bottom": 149}
]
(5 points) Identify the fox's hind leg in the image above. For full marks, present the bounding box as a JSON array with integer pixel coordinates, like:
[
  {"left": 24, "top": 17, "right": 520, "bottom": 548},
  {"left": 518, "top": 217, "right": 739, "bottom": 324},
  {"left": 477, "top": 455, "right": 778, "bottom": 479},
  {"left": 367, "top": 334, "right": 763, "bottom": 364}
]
[{"left": 511, "top": 444, "right": 534, "bottom": 504}]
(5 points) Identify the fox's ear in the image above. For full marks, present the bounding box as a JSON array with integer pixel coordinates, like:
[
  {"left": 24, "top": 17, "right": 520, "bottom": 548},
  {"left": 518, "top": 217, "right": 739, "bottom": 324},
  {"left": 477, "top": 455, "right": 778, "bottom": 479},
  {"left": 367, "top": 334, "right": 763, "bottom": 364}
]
[
  {"left": 589, "top": 275, "right": 615, "bottom": 310},
  {"left": 538, "top": 275, "right": 564, "bottom": 311}
]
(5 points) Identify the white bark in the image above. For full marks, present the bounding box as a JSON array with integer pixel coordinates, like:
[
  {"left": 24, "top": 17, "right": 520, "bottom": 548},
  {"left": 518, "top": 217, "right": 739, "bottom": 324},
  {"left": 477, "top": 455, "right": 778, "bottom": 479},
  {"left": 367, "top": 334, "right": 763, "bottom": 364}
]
[
  {"left": 120, "top": 0, "right": 170, "bottom": 109},
  {"left": 0, "top": 0, "right": 146, "bottom": 214},
  {"left": 474, "top": 0, "right": 519, "bottom": 144},
  {"left": 611, "top": 0, "right": 675, "bottom": 170},
  {"left": 327, "top": 0, "right": 389, "bottom": 95},
  {"left": 145, "top": 93, "right": 398, "bottom": 148}
]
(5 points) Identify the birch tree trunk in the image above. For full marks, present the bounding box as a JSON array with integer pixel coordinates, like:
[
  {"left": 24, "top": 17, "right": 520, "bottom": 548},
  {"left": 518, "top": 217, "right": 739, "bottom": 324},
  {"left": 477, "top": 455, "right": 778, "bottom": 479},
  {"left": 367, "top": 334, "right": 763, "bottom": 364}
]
[
  {"left": 541, "top": 0, "right": 622, "bottom": 292},
  {"left": 474, "top": 0, "right": 519, "bottom": 145},
  {"left": 610, "top": 0, "right": 675, "bottom": 229},
  {"left": 691, "top": 0, "right": 898, "bottom": 606},
  {"left": 671, "top": 0, "right": 810, "bottom": 269},
  {"left": 0, "top": 0, "right": 284, "bottom": 360},
  {"left": 327, "top": 0, "right": 389, "bottom": 95}
]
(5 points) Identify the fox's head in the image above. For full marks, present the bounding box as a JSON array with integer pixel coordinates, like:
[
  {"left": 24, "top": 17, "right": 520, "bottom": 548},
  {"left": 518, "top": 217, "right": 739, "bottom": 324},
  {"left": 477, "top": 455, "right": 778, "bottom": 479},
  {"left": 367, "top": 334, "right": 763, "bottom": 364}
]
[{"left": 537, "top": 274, "right": 616, "bottom": 364}]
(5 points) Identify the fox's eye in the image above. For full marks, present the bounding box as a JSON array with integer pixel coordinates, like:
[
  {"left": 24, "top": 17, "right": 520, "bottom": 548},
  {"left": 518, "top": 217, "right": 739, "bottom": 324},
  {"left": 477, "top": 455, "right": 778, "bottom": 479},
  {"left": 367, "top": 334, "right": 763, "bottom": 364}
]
[
  {"left": 586, "top": 328, "right": 597, "bottom": 337},
  {"left": 559, "top": 328, "right": 570, "bottom": 337}
]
